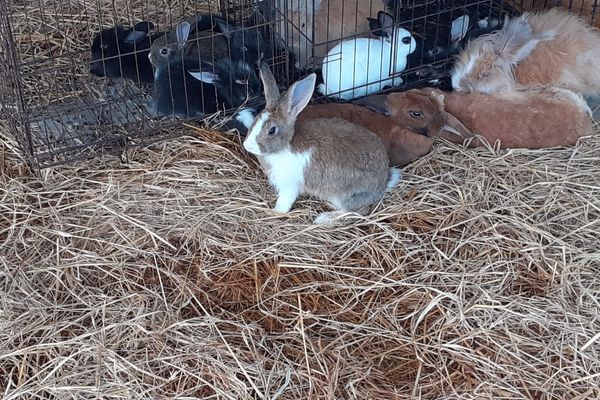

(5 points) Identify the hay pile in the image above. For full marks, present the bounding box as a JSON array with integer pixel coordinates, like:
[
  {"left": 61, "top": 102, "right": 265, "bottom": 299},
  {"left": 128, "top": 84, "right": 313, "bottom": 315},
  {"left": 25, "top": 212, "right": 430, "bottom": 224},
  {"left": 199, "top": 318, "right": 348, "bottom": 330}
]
[
  {"left": 2, "top": 0, "right": 600, "bottom": 397},
  {"left": 1, "top": 120, "right": 600, "bottom": 398}
]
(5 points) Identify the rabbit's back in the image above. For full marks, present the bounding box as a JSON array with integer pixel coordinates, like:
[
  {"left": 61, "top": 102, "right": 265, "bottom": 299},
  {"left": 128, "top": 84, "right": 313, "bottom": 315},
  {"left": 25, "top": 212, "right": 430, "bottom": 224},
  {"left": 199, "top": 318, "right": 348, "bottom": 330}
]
[
  {"left": 443, "top": 89, "right": 593, "bottom": 148},
  {"left": 292, "top": 118, "right": 389, "bottom": 196},
  {"left": 515, "top": 9, "right": 600, "bottom": 95}
]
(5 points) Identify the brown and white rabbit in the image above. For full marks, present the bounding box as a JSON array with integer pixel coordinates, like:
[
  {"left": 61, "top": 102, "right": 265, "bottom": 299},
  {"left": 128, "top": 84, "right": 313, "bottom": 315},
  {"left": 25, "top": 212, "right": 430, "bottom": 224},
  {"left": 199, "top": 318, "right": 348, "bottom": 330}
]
[
  {"left": 242, "top": 59, "right": 401, "bottom": 224},
  {"left": 357, "top": 87, "right": 594, "bottom": 149},
  {"left": 277, "top": 0, "right": 386, "bottom": 69},
  {"left": 237, "top": 103, "right": 440, "bottom": 166},
  {"left": 451, "top": 8, "right": 600, "bottom": 97}
]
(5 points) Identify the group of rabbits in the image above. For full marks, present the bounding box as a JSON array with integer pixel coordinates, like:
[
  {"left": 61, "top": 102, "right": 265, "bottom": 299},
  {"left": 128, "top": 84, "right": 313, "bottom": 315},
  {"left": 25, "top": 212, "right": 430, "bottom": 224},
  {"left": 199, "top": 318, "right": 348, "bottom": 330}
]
[
  {"left": 87, "top": 4, "right": 599, "bottom": 225},
  {"left": 89, "top": 12, "right": 272, "bottom": 118},
  {"left": 88, "top": 0, "right": 514, "bottom": 116},
  {"left": 234, "top": 7, "right": 598, "bottom": 225},
  {"left": 275, "top": 0, "right": 511, "bottom": 100}
]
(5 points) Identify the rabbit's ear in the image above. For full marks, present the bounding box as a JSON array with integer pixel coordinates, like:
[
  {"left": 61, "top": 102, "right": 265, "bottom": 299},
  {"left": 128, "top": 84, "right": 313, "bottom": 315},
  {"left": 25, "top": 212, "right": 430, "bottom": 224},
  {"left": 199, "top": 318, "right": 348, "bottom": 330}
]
[
  {"left": 353, "top": 94, "right": 390, "bottom": 117},
  {"left": 176, "top": 22, "right": 191, "bottom": 45},
  {"left": 442, "top": 113, "right": 473, "bottom": 138},
  {"left": 450, "top": 14, "right": 470, "bottom": 42},
  {"left": 368, "top": 16, "right": 388, "bottom": 38},
  {"left": 283, "top": 73, "right": 316, "bottom": 118},
  {"left": 258, "top": 58, "right": 280, "bottom": 108},
  {"left": 188, "top": 70, "right": 217, "bottom": 84},
  {"left": 133, "top": 21, "right": 154, "bottom": 33},
  {"left": 376, "top": 11, "right": 395, "bottom": 39}
]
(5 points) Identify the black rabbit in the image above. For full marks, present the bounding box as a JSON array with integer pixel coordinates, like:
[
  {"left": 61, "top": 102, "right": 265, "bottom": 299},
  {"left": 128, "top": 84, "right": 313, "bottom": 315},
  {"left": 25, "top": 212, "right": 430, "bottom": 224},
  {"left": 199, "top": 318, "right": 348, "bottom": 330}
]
[
  {"left": 90, "top": 21, "right": 161, "bottom": 84},
  {"left": 152, "top": 57, "right": 260, "bottom": 118}
]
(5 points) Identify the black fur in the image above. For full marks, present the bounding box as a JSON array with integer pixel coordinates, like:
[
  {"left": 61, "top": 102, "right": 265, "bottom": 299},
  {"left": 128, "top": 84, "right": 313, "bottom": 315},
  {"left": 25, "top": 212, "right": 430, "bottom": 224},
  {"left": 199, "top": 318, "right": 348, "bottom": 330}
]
[
  {"left": 152, "top": 57, "right": 260, "bottom": 118},
  {"left": 89, "top": 22, "right": 161, "bottom": 84}
]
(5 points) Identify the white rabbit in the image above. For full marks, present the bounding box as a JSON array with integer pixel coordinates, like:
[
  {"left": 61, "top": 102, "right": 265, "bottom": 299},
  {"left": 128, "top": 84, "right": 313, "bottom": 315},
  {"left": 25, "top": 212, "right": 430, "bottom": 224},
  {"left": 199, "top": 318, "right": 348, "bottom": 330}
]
[{"left": 317, "top": 11, "right": 416, "bottom": 101}]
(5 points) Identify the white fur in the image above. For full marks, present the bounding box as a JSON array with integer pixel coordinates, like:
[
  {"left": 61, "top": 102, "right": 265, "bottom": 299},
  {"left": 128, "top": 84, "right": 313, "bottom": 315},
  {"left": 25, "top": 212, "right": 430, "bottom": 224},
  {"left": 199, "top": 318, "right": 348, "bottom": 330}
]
[
  {"left": 550, "top": 87, "right": 593, "bottom": 117},
  {"left": 319, "top": 28, "right": 416, "bottom": 100},
  {"left": 235, "top": 108, "right": 256, "bottom": 129},
  {"left": 385, "top": 168, "right": 402, "bottom": 192},
  {"left": 451, "top": 15, "right": 470, "bottom": 42},
  {"left": 451, "top": 56, "right": 477, "bottom": 91},
  {"left": 243, "top": 112, "right": 270, "bottom": 155},
  {"left": 314, "top": 211, "right": 345, "bottom": 225},
  {"left": 263, "top": 148, "right": 313, "bottom": 213}
]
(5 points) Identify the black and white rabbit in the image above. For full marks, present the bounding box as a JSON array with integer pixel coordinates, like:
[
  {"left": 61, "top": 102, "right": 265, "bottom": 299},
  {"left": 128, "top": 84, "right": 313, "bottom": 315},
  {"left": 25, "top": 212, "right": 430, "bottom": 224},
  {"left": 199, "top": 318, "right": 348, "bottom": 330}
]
[
  {"left": 90, "top": 21, "right": 161, "bottom": 84},
  {"left": 152, "top": 57, "right": 260, "bottom": 118}
]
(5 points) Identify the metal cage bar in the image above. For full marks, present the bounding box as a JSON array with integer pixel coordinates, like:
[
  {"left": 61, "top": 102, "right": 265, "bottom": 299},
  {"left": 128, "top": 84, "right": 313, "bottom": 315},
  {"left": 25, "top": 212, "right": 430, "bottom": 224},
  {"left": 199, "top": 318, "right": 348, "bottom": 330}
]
[{"left": 0, "top": 0, "right": 598, "bottom": 168}]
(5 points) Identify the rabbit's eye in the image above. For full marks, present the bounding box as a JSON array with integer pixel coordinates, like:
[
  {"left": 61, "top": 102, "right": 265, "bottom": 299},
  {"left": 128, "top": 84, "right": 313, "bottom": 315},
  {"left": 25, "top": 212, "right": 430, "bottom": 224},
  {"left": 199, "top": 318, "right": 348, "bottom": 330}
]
[
  {"left": 402, "top": 36, "right": 412, "bottom": 45},
  {"left": 100, "top": 44, "right": 108, "bottom": 50},
  {"left": 160, "top": 48, "right": 169, "bottom": 56},
  {"left": 268, "top": 126, "right": 278, "bottom": 136},
  {"left": 409, "top": 111, "right": 423, "bottom": 118}
]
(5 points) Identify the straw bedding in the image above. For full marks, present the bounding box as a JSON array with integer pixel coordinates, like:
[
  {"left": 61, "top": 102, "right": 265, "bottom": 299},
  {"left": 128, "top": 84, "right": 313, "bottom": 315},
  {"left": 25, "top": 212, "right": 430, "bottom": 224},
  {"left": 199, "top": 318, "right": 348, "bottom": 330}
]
[
  {"left": 1, "top": 0, "right": 600, "bottom": 398},
  {"left": 1, "top": 119, "right": 600, "bottom": 398}
]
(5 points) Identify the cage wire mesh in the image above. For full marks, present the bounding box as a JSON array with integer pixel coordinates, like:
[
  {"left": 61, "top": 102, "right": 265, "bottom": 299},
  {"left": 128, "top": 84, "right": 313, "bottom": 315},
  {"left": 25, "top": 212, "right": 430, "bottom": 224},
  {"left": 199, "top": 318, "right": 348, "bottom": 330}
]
[{"left": 0, "top": 0, "right": 598, "bottom": 167}]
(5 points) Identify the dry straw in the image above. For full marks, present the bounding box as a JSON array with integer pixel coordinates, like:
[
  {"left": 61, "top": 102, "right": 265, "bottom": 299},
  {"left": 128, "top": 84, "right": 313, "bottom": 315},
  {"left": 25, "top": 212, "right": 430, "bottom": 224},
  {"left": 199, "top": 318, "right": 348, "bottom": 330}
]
[
  {"left": 1, "top": 0, "right": 600, "bottom": 398},
  {"left": 1, "top": 117, "right": 600, "bottom": 398}
]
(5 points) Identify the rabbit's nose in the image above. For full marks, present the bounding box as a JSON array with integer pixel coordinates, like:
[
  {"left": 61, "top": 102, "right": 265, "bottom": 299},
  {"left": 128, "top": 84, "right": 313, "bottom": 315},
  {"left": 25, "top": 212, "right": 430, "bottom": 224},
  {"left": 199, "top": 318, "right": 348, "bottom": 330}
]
[{"left": 402, "top": 37, "right": 412, "bottom": 45}]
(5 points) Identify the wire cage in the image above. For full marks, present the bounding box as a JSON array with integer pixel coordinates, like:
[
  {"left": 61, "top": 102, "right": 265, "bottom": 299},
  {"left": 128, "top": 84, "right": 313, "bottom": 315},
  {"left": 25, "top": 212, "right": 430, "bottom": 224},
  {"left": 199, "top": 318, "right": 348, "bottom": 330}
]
[
  {"left": 0, "top": 0, "right": 598, "bottom": 168},
  {"left": 0, "top": 0, "right": 289, "bottom": 168}
]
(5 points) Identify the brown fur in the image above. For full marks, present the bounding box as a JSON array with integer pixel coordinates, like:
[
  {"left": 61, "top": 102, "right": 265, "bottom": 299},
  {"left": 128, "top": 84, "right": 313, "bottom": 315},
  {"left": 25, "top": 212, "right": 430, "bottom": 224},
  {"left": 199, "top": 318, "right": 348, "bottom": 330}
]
[
  {"left": 297, "top": 104, "right": 434, "bottom": 166},
  {"left": 385, "top": 87, "right": 594, "bottom": 149},
  {"left": 291, "top": 118, "right": 389, "bottom": 206},
  {"left": 453, "top": 8, "right": 600, "bottom": 96},
  {"left": 278, "top": 0, "right": 385, "bottom": 68}
]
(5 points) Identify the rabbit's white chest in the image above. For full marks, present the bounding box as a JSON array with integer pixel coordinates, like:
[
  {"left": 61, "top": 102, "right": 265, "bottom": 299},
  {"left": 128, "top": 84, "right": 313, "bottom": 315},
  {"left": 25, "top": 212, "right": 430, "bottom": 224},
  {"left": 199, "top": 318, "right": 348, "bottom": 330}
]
[{"left": 263, "top": 149, "right": 312, "bottom": 193}]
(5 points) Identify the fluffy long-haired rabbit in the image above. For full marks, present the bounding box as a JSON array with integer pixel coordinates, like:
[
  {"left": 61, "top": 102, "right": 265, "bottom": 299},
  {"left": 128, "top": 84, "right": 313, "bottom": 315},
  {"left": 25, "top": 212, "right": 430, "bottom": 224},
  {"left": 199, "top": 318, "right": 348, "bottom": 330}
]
[
  {"left": 318, "top": 11, "right": 416, "bottom": 100},
  {"left": 276, "top": 0, "right": 386, "bottom": 69},
  {"left": 242, "top": 59, "right": 401, "bottom": 224},
  {"left": 152, "top": 58, "right": 259, "bottom": 118},
  {"left": 90, "top": 21, "right": 161, "bottom": 84},
  {"left": 356, "top": 86, "right": 594, "bottom": 149},
  {"left": 451, "top": 8, "right": 600, "bottom": 97}
]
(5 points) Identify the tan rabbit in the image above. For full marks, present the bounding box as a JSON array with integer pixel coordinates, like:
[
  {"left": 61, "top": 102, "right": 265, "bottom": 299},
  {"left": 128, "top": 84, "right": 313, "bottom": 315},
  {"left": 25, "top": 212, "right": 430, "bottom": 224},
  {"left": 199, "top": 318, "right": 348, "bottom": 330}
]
[
  {"left": 277, "top": 0, "right": 386, "bottom": 69},
  {"left": 451, "top": 8, "right": 600, "bottom": 97},
  {"left": 296, "top": 102, "right": 471, "bottom": 166},
  {"left": 356, "top": 86, "right": 594, "bottom": 149},
  {"left": 242, "top": 60, "right": 401, "bottom": 225}
]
